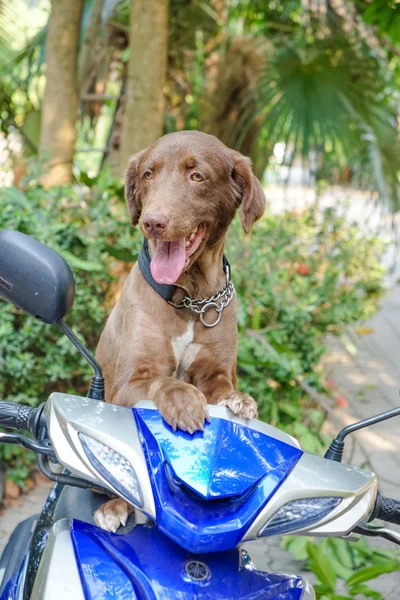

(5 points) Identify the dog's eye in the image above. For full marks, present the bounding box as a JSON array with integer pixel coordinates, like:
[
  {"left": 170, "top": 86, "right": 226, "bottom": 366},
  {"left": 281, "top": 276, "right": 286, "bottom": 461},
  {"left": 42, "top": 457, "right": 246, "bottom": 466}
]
[
  {"left": 143, "top": 170, "right": 153, "bottom": 180},
  {"left": 191, "top": 172, "right": 204, "bottom": 182}
]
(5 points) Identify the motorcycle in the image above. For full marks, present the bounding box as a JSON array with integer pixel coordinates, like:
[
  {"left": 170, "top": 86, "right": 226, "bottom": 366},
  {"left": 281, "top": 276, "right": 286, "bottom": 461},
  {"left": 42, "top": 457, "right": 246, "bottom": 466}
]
[{"left": 0, "top": 229, "right": 399, "bottom": 600}]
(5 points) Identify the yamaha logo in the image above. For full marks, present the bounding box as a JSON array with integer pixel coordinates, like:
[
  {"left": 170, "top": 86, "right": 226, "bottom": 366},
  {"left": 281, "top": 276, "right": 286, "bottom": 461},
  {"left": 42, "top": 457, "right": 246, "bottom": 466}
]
[{"left": 184, "top": 560, "right": 210, "bottom": 582}]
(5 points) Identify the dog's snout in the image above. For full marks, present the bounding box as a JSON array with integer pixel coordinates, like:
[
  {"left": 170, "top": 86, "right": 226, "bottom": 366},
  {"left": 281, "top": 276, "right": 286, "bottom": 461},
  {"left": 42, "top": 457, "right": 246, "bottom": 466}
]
[{"left": 142, "top": 213, "right": 169, "bottom": 237}]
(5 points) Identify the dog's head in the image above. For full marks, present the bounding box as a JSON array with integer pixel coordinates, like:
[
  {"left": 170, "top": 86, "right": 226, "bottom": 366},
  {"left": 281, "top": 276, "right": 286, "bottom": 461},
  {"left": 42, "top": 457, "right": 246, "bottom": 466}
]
[{"left": 125, "top": 131, "right": 265, "bottom": 285}]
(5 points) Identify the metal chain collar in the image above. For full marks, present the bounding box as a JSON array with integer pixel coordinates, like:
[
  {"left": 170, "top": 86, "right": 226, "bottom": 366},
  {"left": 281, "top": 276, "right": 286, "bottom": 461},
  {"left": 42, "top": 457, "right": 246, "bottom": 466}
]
[{"left": 169, "top": 266, "right": 235, "bottom": 328}]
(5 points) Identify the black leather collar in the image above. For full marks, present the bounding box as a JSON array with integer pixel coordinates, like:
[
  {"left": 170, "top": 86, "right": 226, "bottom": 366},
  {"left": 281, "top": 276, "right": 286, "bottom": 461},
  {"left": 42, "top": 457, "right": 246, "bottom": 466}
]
[{"left": 137, "top": 238, "right": 231, "bottom": 302}]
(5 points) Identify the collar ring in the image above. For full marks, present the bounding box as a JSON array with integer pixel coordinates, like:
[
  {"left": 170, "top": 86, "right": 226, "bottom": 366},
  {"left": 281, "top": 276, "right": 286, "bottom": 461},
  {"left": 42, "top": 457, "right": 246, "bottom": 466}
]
[{"left": 199, "top": 302, "right": 223, "bottom": 328}]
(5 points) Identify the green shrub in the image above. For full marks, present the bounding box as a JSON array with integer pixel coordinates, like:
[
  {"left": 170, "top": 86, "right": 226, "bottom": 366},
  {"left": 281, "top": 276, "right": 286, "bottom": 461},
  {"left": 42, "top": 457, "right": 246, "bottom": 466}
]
[
  {"left": 227, "top": 206, "right": 385, "bottom": 452},
  {"left": 0, "top": 172, "right": 137, "bottom": 407},
  {"left": 282, "top": 535, "right": 400, "bottom": 599},
  {"left": 0, "top": 171, "right": 386, "bottom": 478},
  {"left": 0, "top": 171, "right": 138, "bottom": 482}
]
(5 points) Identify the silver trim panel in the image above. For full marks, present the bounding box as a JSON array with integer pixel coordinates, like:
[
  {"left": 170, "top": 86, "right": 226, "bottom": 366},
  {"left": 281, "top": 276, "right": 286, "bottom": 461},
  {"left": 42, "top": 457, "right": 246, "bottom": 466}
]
[
  {"left": 46, "top": 393, "right": 156, "bottom": 519},
  {"left": 30, "top": 519, "right": 85, "bottom": 600},
  {"left": 243, "top": 453, "right": 377, "bottom": 541}
]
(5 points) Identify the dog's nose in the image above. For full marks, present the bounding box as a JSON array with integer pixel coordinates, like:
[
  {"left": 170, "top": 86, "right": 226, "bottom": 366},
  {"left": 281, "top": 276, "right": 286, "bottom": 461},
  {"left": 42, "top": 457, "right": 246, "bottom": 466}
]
[{"left": 142, "top": 213, "right": 169, "bottom": 236}]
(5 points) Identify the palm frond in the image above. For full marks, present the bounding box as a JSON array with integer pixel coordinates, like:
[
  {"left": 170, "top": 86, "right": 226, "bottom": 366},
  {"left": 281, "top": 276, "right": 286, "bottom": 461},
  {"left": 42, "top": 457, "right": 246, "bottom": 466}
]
[
  {"left": 0, "top": 1, "right": 18, "bottom": 65},
  {"left": 362, "top": 0, "right": 400, "bottom": 46},
  {"left": 226, "top": 37, "right": 400, "bottom": 210}
]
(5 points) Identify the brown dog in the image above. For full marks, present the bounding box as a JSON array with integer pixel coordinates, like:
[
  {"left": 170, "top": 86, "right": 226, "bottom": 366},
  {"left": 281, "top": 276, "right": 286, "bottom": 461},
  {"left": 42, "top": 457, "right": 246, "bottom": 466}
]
[{"left": 94, "top": 130, "right": 266, "bottom": 531}]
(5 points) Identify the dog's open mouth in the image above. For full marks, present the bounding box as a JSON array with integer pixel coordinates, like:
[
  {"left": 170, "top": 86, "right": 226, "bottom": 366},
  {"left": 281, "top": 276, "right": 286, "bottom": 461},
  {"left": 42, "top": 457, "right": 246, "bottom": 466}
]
[{"left": 150, "top": 224, "right": 206, "bottom": 285}]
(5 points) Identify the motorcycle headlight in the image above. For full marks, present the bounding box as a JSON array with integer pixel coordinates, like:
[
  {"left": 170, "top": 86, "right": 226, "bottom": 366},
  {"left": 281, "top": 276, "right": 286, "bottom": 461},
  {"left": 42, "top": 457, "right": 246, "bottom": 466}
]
[
  {"left": 259, "top": 496, "right": 342, "bottom": 537},
  {"left": 79, "top": 433, "right": 143, "bottom": 508}
]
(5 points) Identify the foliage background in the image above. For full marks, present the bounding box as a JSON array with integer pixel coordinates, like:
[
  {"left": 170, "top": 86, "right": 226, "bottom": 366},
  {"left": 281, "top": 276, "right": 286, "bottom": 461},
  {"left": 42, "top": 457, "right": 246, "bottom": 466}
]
[
  {"left": 0, "top": 0, "right": 400, "bottom": 597},
  {"left": 0, "top": 0, "right": 400, "bottom": 201},
  {"left": 0, "top": 171, "right": 386, "bottom": 474}
]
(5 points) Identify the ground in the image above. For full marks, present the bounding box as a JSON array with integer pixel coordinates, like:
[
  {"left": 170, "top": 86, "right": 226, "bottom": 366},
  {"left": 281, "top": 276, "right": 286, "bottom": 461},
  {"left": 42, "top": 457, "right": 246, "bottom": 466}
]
[
  {"left": 1, "top": 288, "right": 400, "bottom": 598},
  {"left": 246, "top": 286, "right": 400, "bottom": 598},
  {"left": 0, "top": 478, "right": 51, "bottom": 555}
]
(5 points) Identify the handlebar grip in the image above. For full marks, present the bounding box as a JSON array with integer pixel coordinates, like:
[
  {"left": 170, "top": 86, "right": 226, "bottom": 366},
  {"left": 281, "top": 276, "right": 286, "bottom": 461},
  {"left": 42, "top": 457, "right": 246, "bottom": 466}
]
[
  {"left": 0, "top": 402, "right": 37, "bottom": 432},
  {"left": 376, "top": 495, "right": 400, "bottom": 526}
]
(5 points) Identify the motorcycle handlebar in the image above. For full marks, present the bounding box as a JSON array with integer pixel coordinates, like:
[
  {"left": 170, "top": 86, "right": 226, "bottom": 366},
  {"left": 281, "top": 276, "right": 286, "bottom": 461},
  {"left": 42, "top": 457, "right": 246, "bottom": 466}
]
[
  {"left": 375, "top": 494, "right": 400, "bottom": 527},
  {"left": 1, "top": 400, "right": 400, "bottom": 530},
  {"left": 0, "top": 401, "right": 40, "bottom": 433}
]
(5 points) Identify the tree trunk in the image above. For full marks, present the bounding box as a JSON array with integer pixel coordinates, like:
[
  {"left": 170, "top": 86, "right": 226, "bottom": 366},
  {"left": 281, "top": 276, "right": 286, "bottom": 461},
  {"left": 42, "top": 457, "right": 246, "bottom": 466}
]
[
  {"left": 120, "top": 0, "right": 169, "bottom": 172},
  {"left": 39, "top": 0, "right": 83, "bottom": 187},
  {"left": 77, "top": 0, "right": 105, "bottom": 95}
]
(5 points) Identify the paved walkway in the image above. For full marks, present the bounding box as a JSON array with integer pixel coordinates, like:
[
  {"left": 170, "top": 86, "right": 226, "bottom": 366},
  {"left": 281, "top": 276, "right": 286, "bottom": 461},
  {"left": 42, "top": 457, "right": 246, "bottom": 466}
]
[
  {"left": 1, "top": 289, "right": 400, "bottom": 597},
  {"left": 246, "top": 286, "right": 400, "bottom": 598},
  {"left": 0, "top": 480, "right": 51, "bottom": 556},
  {"left": 322, "top": 291, "right": 400, "bottom": 501}
]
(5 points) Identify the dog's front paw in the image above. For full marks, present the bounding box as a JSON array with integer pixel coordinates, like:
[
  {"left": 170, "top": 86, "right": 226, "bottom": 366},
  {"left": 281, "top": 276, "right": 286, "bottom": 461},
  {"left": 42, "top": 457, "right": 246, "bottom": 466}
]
[
  {"left": 218, "top": 392, "right": 258, "bottom": 420},
  {"left": 152, "top": 381, "right": 210, "bottom": 434},
  {"left": 94, "top": 498, "right": 133, "bottom": 533}
]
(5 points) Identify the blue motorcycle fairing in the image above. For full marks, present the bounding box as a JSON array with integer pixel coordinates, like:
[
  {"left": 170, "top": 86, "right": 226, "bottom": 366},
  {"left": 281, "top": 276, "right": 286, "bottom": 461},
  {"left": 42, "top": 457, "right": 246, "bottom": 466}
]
[
  {"left": 0, "top": 554, "right": 29, "bottom": 600},
  {"left": 0, "top": 576, "right": 18, "bottom": 600},
  {"left": 134, "top": 408, "right": 302, "bottom": 553},
  {"left": 71, "top": 519, "right": 305, "bottom": 600}
]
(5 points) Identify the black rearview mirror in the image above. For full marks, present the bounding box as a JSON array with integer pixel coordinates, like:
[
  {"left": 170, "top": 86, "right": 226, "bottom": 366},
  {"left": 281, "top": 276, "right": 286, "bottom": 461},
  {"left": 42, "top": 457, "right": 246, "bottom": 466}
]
[{"left": 0, "top": 230, "right": 75, "bottom": 324}]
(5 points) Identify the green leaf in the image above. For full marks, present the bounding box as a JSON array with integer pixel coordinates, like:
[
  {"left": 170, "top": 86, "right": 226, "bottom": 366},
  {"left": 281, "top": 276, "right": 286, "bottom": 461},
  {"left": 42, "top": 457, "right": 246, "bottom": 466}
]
[
  {"left": 1, "top": 186, "right": 30, "bottom": 209},
  {"left": 121, "top": 47, "right": 130, "bottom": 63},
  {"left": 348, "top": 584, "right": 382, "bottom": 599},
  {"left": 281, "top": 536, "right": 309, "bottom": 561},
  {"left": 20, "top": 109, "right": 41, "bottom": 149},
  {"left": 313, "top": 584, "right": 332, "bottom": 597},
  {"left": 96, "top": 166, "right": 115, "bottom": 191},
  {"left": 306, "top": 541, "right": 337, "bottom": 592},
  {"left": 61, "top": 251, "right": 103, "bottom": 272},
  {"left": 346, "top": 563, "right": 400, "bottom": 588},
  {"left": 327, "top": 557, "right": 353, "bottom": 582},
  {"left": 327, "top": 539, "right": 355, "bottom": 578},
  {"left": 278, "top": 400, "right": 301, "bottom": 419},
  {"left": 104, "top": 245, "right": 137, "bottom": 263}
]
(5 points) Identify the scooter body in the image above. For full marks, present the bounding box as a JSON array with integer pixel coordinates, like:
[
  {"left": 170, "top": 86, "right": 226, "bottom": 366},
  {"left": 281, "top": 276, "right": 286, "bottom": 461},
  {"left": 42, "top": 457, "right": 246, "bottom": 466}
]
[{"left": 0, "top": 394, "right": 378, "bottom": 600}]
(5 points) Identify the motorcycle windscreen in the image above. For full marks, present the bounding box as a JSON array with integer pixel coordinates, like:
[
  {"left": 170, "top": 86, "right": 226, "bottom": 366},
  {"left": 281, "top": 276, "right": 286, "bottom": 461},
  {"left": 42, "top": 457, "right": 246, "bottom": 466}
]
[{"left": 133, "top": 408, "right": 302, "bottom": 553}]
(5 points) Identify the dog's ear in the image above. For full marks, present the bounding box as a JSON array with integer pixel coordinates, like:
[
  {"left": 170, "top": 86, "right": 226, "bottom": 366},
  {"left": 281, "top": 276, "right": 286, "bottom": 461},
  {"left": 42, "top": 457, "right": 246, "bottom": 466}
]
[
  {"left": 231, "top": 153, "right": 266, "bottom": 233},
  {"left": 125, "top": 150, "right": 145, "bottom": 227}
]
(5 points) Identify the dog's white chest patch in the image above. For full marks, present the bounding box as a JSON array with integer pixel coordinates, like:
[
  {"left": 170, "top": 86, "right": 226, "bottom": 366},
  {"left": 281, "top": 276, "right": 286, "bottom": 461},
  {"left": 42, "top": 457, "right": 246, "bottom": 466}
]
[{"left": 172, "top": 322, "right": 201, "bottom": 380}]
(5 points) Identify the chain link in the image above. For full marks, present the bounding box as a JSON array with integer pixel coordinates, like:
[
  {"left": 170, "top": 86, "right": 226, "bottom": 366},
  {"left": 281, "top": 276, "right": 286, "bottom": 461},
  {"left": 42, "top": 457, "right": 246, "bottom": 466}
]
[
  {"left": 180, "top": 281, "right": 235, "bottom": 313},
  {"left": 170, "top": 280, "right": 236, "bottom": 327}
]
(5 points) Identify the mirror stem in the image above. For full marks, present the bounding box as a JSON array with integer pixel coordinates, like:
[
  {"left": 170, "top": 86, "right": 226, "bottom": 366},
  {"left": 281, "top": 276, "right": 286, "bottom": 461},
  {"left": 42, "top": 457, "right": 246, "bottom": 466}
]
[
  {"left": 325, "top": 406, "right": 400, "bottom": 462},
  {"left": 56, "top": 319, "right": 105, "bottom": 401}
]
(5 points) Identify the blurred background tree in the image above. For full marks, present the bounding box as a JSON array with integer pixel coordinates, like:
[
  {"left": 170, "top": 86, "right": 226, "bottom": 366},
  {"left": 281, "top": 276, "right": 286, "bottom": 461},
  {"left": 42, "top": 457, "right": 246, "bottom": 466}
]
[
  {"left": 0, "top": 0, "right": 399, "bottom": 205},
  {"left": 39, "top": 0, "right": 83, "bottom": 186},
  {"left": 120, "top": 0, "right": 169, "bottom": 164}
]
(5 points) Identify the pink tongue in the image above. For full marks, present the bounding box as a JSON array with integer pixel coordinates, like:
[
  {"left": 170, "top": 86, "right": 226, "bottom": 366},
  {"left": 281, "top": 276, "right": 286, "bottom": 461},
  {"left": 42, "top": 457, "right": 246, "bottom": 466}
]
[{"left": 150, "top": 239, "right": 187, "bottom": 284}]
